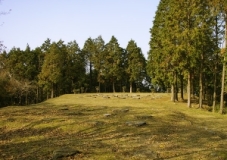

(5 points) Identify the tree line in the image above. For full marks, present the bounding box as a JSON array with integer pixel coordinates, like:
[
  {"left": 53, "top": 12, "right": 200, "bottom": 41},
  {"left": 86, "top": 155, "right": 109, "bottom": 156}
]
[
  {"left": 0, "top": 36, "right": 148, "bottom": 107},
  {"left": 147, "top": 0, "right": 227, "bottom": 113}
]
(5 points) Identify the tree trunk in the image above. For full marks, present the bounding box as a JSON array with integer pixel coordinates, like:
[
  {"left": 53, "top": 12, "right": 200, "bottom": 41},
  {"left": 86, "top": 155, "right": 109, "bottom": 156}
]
[
  {"left": 191, "top": 72, "right": 195, "bottom": 99},
  {"left": 51, "top": 83, "right": 54, "bottom": 99},
  {"left": 171, "top": 83, "right": 174, "bottom": 102},
  {"left": 89, "top": 61, "right": 92, "bottom": 92},
  {"left": 212, "top": 68, "right": 217, "bottom": 112},
  {"left": 213, "top": 16, "right": 218, "bottom": 112},
  {"left": 220, "top": 56, "right": 225, "bottom": 114},
  {"left": 199, "top": 53, "right": 203, "bottom": 109},
  {"left": 174, "top": 71, "right": 178, "bottom": 101},
  {"left": 25, "top": 91, "right": 28, "bottom": 106},
  {"left": 46, "top": 91, "right": 49, "bottom": 100},
  {"left": 180, "top": 74, "right": 184, "bottom": 100},
  {"left": 187, "top": 72, "right": 191, "bottom": 108},
  {"left": 171, "top": 72, "right": 177, "bottom": 102},
  {"left": 112, "top": 81, "right": 115, "bottom": 93},
  {"left": 199, "top": 70, "right": 203, "bottom": 108},
  {"left": 220, "top": 15, "right": 227, "bottom": 114},
  {"left": 36, "top": 87, "right": 39, "bottom": 103},
  {"left": 130, "top": 82, "right": 133, "bottom": 93}
]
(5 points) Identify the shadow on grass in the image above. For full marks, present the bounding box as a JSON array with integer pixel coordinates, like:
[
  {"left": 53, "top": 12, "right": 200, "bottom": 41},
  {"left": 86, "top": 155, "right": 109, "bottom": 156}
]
[{"left": 1, "top": 103, "right": 227, "bottom": 159}]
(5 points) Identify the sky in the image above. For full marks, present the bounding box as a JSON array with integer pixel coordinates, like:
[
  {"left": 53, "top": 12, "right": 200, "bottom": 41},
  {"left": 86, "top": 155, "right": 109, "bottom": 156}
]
[{"left": 0, "top": 0, "right": 160, "bottom": 58}]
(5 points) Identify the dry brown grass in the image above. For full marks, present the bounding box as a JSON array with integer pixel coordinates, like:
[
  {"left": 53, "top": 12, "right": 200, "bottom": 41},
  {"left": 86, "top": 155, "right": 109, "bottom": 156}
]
[{"left": 1, "top": 93, "right": 227, "bottom": 160}]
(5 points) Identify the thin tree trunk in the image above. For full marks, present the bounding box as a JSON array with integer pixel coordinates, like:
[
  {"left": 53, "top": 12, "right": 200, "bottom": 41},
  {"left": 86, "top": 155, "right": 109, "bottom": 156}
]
[
  {"left": 191, "top": 72, "right": 195, "bottom": 99},
  {"left": 36, "top": 87, "right": 39, "bottom": 103},
  {"left": 187, "top": 72, "right": 191, "bottom": 108},
  {"left": 89, "top": 61, "right": 92, "bottom": 92},
  {"left": 220, "top": 15, "right": 227, "bottom": 114},
  {"left": 212, "top": 68, "right": 217, "bottom": 112},
  {"left": 213, "top": 15, "right": 219, "bottom": 112},
  {"left": 199, "top": 70, "right": 203, "bottom": 108},
  {"left": 220, "top": 57, "right": 225, "bottom": 114},
  {"left": 175, "top": 71, "right": 178, "bottom": 101},
  {"left": 51, "top": 83, "right": 54, "bottom": 99},
  {"left": 113, "top": 81, "right": 115, "bottom": 93},
  {"left": 171, "top": 83, "right": 175, "bottom": 102},
  {"left": 199, "top": 53, "right": 203, "bottom": 109},
  {"left": 130, "top": 82, "right": 133, "bottom": 93},
  {"left": 171, "top": 72, "right": 175, "bottom": 102},
  {"left": 26, "top": 91, "right": 28, "bottom": 105},
  {"left": 180, "top": 74, "right": 184, "bottom": 100}
]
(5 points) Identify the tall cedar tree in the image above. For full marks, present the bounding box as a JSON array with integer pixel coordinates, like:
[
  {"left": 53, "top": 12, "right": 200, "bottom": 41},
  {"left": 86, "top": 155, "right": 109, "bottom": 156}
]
[
  {"left": 103, "top": 36, "right": 123, "bottom": 92},
  {"left": 126, "top": 40, "right": 146, "bottom": 93},
  {"left": 219, "top": 0, "right": 227, "bottom": 114},
  {"left": 92, "top": 36, "right": 105, "bottom": 92},
  {"left": 148, "top": 0, "right": 221, "bottom": 107},
  {"left": 82, "top": 38, "right": 95, "bottom": 91},
  {"left": 65, "top": 40, "right": 86, "bottom": 93},
  {"left": 38, "top": 41, "right": 66, "bottom": 99}
]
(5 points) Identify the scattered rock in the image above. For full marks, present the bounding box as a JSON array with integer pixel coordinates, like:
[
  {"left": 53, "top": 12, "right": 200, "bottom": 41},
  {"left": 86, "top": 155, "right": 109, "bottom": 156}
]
[
  {"left": 132, "top": 96, "right": 140, "bottom": 99},
  {"left": 118, "top": 96, "right": 126, "bottom": 99},
  {"left": 60, "top": 108, "right": 69, "bottom": 111},
  {"left": 103, "top": 95, "right": 110, "bottom": 99},
  {"left": 122, "top": 109, "right": 129, "bottom": 112},
  {"left": 89, "top": 121, "right": 104, "bottom": 126},
  {"left": 136, "top": 115, "right": 153, "bottom": 119},
  {"left": 104, "top": 114, "right": 111, "bottom": 117},
  {"left": 67, "top": 112, "right": 83, "bottom": 116},
  {"left": 126, "top": 121, "right": 147, "bottom": 127},
  {"left": 112, "top": 108, "right": 129, "bottom": 114},
  {"left": 52, "top": 147, "right": 81, "bottom": 160}
]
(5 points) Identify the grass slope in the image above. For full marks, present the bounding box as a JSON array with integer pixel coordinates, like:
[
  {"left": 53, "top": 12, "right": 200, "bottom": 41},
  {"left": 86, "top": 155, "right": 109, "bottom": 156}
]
[{"left": 1, "top": 93, "right": 227, "bottom": 160}]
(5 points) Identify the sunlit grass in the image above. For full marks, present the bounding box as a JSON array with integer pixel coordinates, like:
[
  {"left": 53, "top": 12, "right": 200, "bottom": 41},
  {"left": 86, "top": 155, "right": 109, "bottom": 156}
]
[{"left": 1, "top": 93, "right": 227, "bottom": 159}]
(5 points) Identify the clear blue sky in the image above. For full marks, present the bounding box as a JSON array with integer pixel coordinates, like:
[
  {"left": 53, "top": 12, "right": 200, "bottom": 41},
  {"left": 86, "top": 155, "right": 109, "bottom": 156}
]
[{"left": 0, "top": 0, "right": 160, "bottom": 58}]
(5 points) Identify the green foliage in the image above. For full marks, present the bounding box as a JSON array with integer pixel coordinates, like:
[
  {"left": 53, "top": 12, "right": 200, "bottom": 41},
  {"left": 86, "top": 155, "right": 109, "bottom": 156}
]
[
  {"left": 103, "top": 36, "right": 124, "bottom": 92},
  {"left": 126, "top": 40, "right": 146, "bottom": 92},
  {"left": 65, "top": 40, "right": 86, "bottom": 92},
  {"left": 147, "top": 0, "right": 226, "bottom": 106}
]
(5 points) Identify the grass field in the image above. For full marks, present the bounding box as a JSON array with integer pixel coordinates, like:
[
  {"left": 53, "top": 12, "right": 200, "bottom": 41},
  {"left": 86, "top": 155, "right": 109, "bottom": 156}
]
[{"left": 1, "top": 93, "right": 227, "bottom": 160}]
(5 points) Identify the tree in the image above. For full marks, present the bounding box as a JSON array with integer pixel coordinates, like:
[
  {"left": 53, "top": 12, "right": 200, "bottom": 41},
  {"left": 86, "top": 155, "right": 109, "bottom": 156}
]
[
  {"left": 215, "top": 0, "right": 227, "bottom": 114},
  {"left": 103, "top": 36, "right": 123, "bottom": 92},
  {"left": 148, "top": 0, "right": 223, "bottom": 108},
  {"left": 38, "top": 41, "right": 66, "bottom": 99},
  {"left": 0, "top": 51, "right": 10, "bottom": 106},
  {"left": 126, "top": 40, "right": 146, "bottom": 93},
  {"left": 82, "top": 38, "right": 95, "bottom": 92},
  {"left": 65, "top": 40, "right": 86, "bottom": 93},
  {"left": 92, "top": 36, "right": 105, "bottom": 92}
]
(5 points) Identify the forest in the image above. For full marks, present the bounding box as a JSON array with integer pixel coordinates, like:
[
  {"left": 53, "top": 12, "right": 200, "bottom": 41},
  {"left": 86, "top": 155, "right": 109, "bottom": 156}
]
[
  {"left": 0, "top": 36, "right": 148, "bottom": 107},
  {"left": 0, "top": 0, "right": 227, "bottom": 114},
  {"left": 147, "top": 0, "right": 227, "bottom": 113}
]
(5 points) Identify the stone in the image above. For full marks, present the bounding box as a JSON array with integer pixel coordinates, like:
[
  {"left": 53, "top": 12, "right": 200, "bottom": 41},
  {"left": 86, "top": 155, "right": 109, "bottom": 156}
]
[
  {"left": 136, "top": 115, "right": 153, "bottom": 119},
  {"left": 122, "top": 109, "right": 129, "bottom": 112},
  {"left": 52, "top": 147, "right": 81, "bottom": 160},
  {"left": 126, "top": 121, "right": 146, "bottom": 127},
  {"left": 89, "top": 121, "right": 104, "bottom": 126},
  {"left": 104, "top": 114, "right": 111, "bottom": 117}
]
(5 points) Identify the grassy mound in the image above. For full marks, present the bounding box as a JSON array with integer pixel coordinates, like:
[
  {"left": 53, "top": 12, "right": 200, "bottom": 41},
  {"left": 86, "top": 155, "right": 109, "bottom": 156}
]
[{"left": 1, "top": 93, "right": 227, "bottom": 160}]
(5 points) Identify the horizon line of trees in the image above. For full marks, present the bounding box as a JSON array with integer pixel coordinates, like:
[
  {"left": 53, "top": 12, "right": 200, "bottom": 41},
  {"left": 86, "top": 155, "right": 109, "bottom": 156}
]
[{"left": 0, "top": 36, "right": 149, "bottom": 107}]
